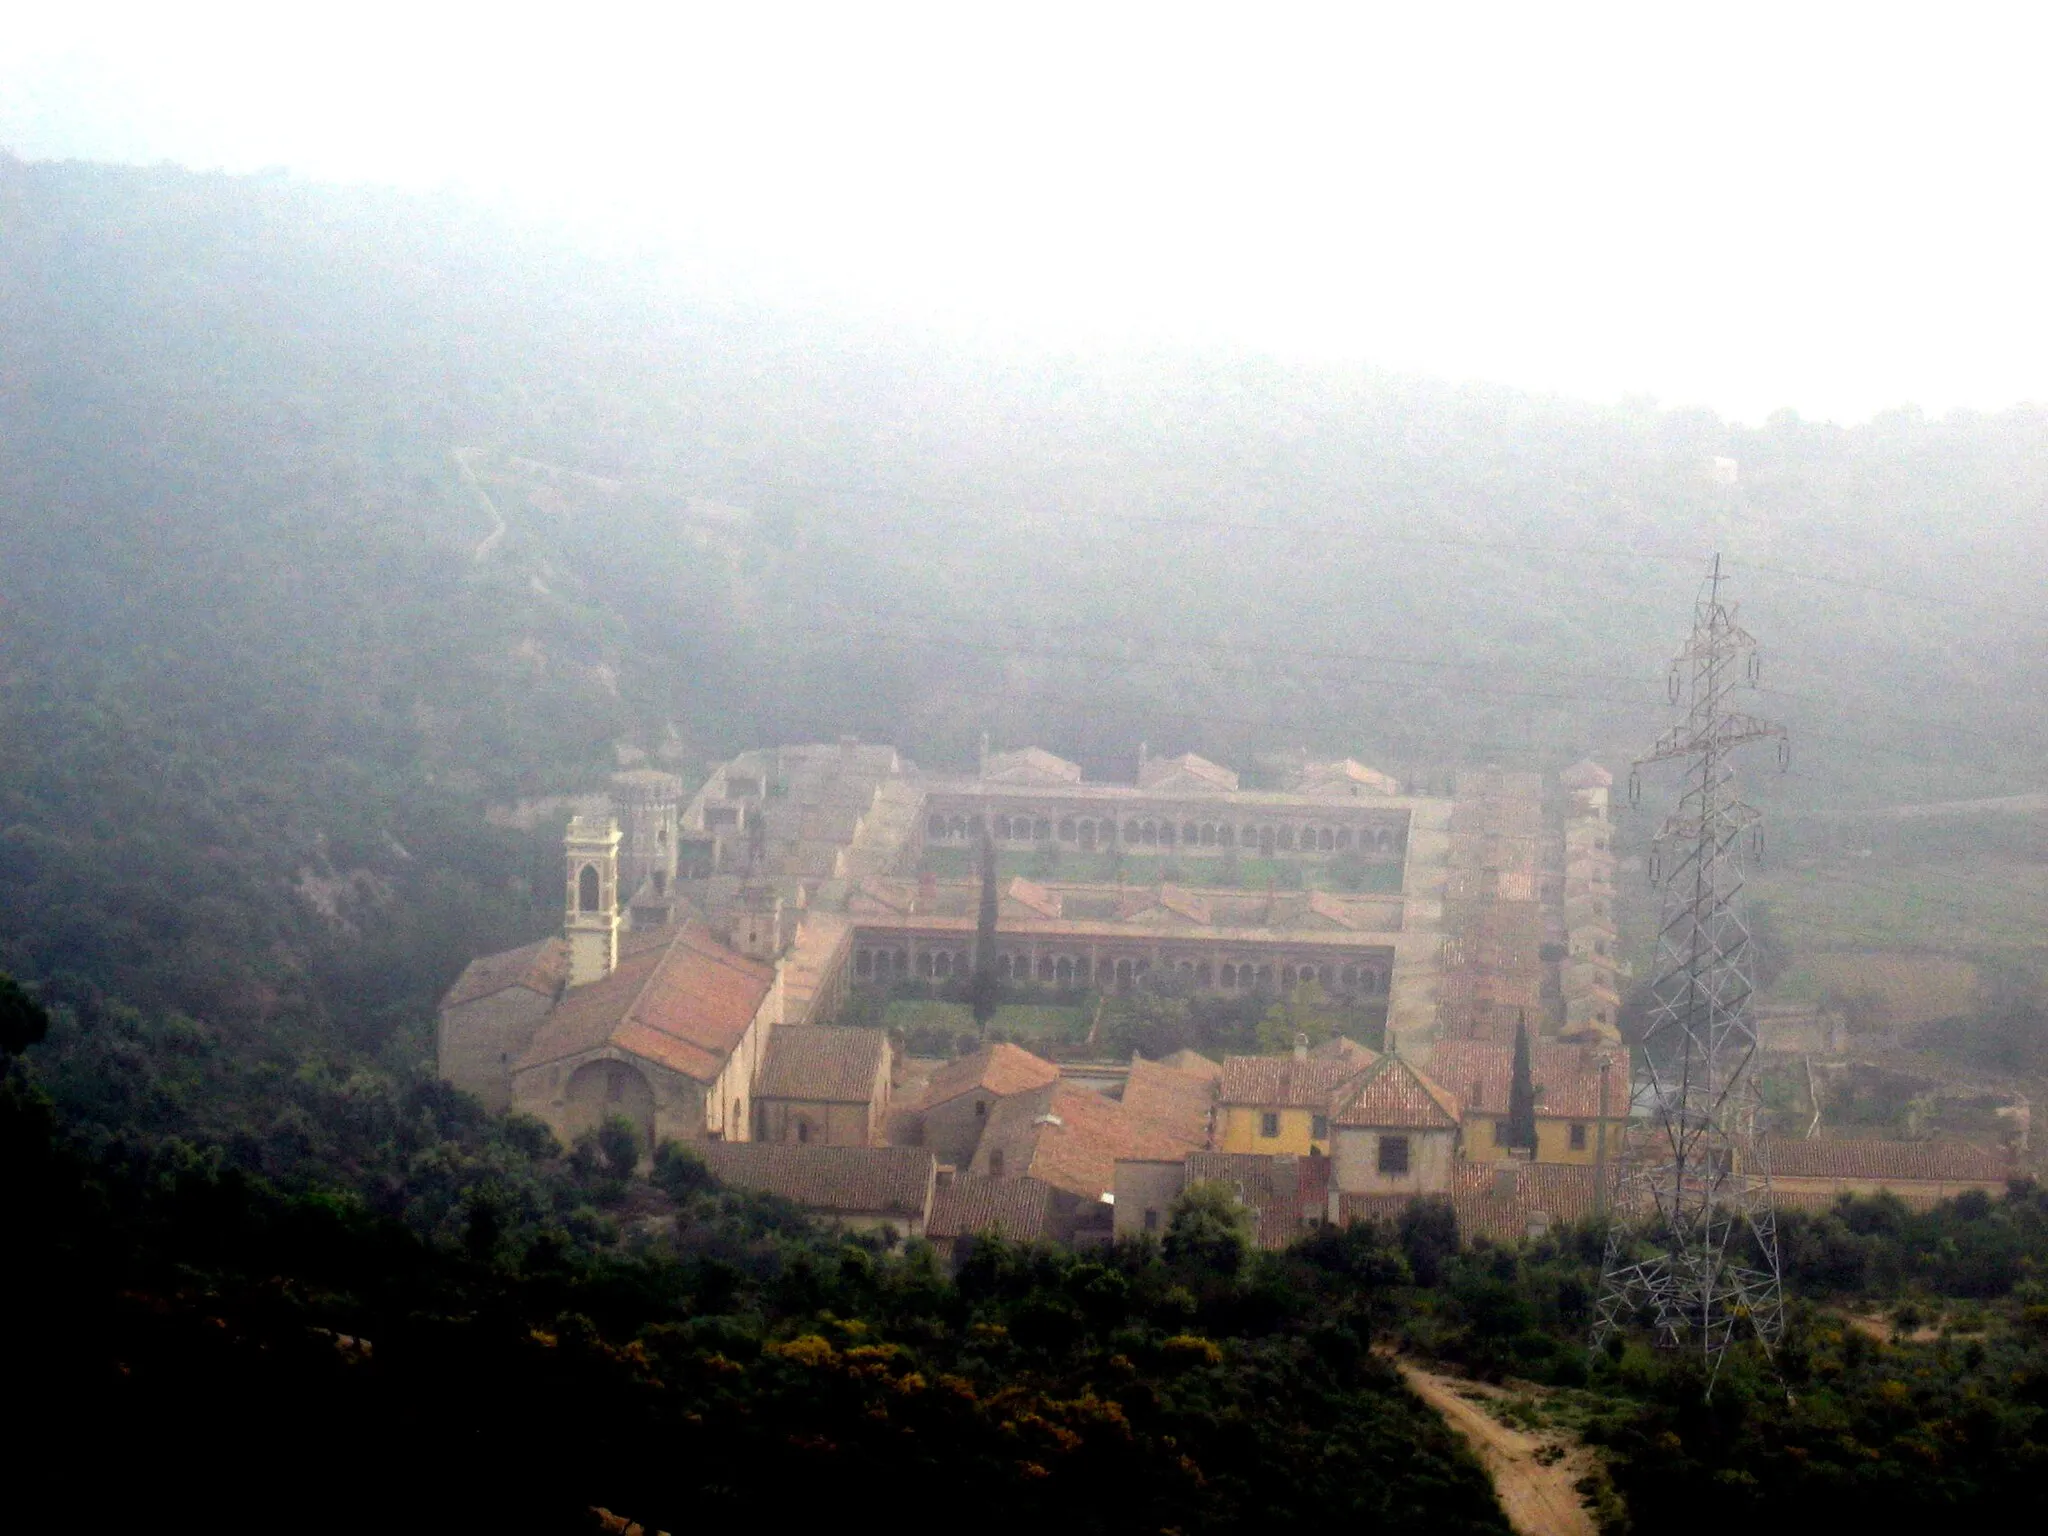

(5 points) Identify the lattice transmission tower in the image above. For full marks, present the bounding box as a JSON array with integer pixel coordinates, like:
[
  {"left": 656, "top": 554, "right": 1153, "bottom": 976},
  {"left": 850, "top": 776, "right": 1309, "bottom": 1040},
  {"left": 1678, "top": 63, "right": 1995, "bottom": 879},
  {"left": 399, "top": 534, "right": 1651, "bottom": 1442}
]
[{"left": 1592, "top": 556, "right": 1788, "bottom": 1385}]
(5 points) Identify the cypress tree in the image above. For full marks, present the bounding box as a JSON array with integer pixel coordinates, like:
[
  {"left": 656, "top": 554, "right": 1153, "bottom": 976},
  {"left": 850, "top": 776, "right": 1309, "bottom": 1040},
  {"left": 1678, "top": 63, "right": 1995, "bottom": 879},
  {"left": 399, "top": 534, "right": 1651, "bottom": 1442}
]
[
  {"left": 1506, "top": 1013, "right": 1539, "bottom": 1154},
  {"left": 969, "top": 832, "right": 1001, "bottom": 1029}
]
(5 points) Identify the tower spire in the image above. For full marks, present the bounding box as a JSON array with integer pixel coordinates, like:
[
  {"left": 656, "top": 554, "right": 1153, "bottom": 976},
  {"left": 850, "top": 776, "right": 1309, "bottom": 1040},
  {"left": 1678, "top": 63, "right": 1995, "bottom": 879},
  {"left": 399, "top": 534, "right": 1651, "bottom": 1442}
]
[{"left": 1592, "top": 556, "right": 1787, "bottom": 1388}]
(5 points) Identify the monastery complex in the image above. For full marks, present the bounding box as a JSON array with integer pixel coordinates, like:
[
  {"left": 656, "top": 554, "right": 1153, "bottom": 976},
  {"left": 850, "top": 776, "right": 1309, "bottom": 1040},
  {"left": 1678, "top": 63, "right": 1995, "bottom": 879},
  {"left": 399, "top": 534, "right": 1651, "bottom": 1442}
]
[{"left": 438, "top": 738, "right": 2010, "bottom": 1251}]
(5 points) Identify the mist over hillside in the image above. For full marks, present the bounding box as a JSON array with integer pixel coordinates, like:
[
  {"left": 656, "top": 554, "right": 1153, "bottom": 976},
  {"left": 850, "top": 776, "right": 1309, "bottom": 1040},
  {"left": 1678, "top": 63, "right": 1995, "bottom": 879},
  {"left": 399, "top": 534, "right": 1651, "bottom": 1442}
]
[{"left": 1, "top": 152, "right": 2044, "bottom": 1120}]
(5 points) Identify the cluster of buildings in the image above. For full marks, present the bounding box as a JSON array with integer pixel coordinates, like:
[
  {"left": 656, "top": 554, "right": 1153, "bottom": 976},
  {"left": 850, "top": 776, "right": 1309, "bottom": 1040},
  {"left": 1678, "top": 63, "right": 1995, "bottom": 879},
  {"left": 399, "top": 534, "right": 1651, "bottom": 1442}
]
[{"left": 436, "top": 738, "right": 2014, "bottom": 1254}]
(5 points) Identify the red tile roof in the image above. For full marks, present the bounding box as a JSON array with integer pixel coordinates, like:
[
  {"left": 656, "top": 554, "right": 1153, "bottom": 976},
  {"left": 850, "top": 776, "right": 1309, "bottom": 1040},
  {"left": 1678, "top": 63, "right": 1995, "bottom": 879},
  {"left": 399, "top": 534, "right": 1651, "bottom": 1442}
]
[
  {"left": 926, "top": 1175, "right": 1059, "bottom": 1241},
  {"left": 1766, "top": 1137, "right": 2009, "bottom": 1184},
  {"left": 984, "top": 747, "right": 1083, "bottom": 785},
  {"left": 918, "top": 1042, "right": 1060, "bottom": 1110},
  {"left": 515, "top": 921, "right": 775, "bottom": 1082},
  {"left": 1005, "top": 877, "right": 1063, "bottom": 919},
  {"left": 1121, "top": 1058, "right": 1218, "bottom": 1147},
  {"left": 1138, "top": 751, "right": 1239, "bottom": 792},
  {"left": 757, "top": 1027, "right": 889, "bottom": 1104},
  {"left": 1218, "top": 1053, "right": 1374, "bottom": 1110},
  {"left": 1332, "top": 1054, "right": 1461, "bottom": 1130},
  {"left": 698, "top": 1143, "right": 936, "bottom": 1219},
  {"left": 440, "top": 937, "right": 567, "bottom": 1011},
  {"left": 1186, "top": 1151, "right": 1329, "bottom": 1249},
  {"left": 1428, "top": 1039, "right": 1622, "bottom": 1121},
  {"left": 974, "top": 1082, "right": 1196, "bottom": 1200},
  {"left": 1311, "top": 1035, "right": 1379, "bottom": 1068},
  {"left": 1334, "top": 1161, "right": 1603, "bottom": 1245}
]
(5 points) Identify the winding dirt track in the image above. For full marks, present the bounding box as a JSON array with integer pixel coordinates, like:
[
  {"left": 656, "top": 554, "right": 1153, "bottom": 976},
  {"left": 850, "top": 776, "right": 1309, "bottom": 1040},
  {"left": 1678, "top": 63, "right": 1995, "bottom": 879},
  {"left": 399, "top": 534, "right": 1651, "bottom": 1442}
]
[{"left": 1393, "top": 1361, "right": 1597, "bottom": 1536}]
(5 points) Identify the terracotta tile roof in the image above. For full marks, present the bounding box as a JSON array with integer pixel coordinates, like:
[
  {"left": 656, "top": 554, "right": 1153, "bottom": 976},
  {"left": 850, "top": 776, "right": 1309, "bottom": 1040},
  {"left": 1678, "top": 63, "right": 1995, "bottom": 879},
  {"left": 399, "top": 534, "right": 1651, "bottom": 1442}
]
[
  {"left": 1427, "top": 1040, "right": 1622, "bottom": 1121},
  {"left": 984, "top": 747, "right": 1083, "bottom": 785},
  {"left": 1311, "top": 1035, "right": 1378, "bottom": 1068},
  {"left": 1186, "top": 1151, "right": 1328, "bottom": 1249},
  {"left": 926, "top": 1175, "right": 1059, "bottom": 1241},
  {"left": 1331, "top": 1054, "right": 1461, "bottom": 1130},
  {"left": 1332, "top": 1162, "right": 1603, "bottom": 1246},
  {"left": 1304, "top": 890, "right": 1379, "bottom": 930},
  {"left": 757, "top": 1027, "right": 889, "bottom": 1103},
  {"left": 1219, "top": 1053, "right": 1373, "bottom": 1110},
  {"left": 973, "top": 1082, "right": 1195, "bottom": 1201},
  {"left": 1137, "top": 751, "right": 1239, "bottom": 792},
  {"left": 1121, "top": 1058, "right": 1217, "bottom": 1147},
  {"left": 1117, "top": 884, "right": 1211, "bottom": 925},
  {"left": 698, "top": 1143, "right": 936, "bottom": 1219},
  {"left": 1158, "top": 1048, "right": 1222, "bottom": 1081},
  {"left": 918, "top": 1042, "right": 1061, "bottom": 1109},
  {"left": 440, "top": 938, "right": 567, "bottom": 1011},
  {"left": 780, "top": 911, "right": 853, "bottom": 1024},
  {"left": 1766, "top": 1138, "right": 2010, "bottom": 1184},
  {"left": 1005, "top": 877, "right": 1063, "bottom": 919},
  {"left": 1451, "top": 1159, "right": 1602, "bottom": 1243},
  {"left": 1294, "top": 758, "right": 1400, "bottom": 796},
  {"left": 852, "top": 876, "right": 917, "bottom": 914},
  {"left": 515, "top": 921, "right": 774, "bottom": 1082}
]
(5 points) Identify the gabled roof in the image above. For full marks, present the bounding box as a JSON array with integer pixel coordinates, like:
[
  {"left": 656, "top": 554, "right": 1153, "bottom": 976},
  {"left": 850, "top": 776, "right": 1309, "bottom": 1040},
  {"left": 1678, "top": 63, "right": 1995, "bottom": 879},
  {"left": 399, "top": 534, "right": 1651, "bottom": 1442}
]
[
  {"left": 1005, "top": 877, "right": 1063, "bottom": 919},
  {"left": 1312, "top": 1035, "right": 1379, "bottom": 1068},
  {"left": 926, "top": 1175, "right": 1059, "bottom": 1242},
  {"left": 757, "top": 1027, "right": 889, "bottom": 1103},
  {"left": 1428, "top": 1039, "right": 1621, "bottom": 1121},
  {"left": 1159, "top": 1048, "right": 1223, "bottom": 1080},
  {"left": 1137, "top": 751, "right": 1239, "bottom": 792},
  {"left": 1120, "top": 1058, "right": 1217, "bottom": 1147},
  {"left": 515, "top": 921, "right": 774, "bottom": 1083},
  {"left": 1120, "top": 883, "right": 1211, "bottom": 925},
  {"left": 1219, "top": 1053, "right": 1374, "bottom": 1110},
  {"left": 698, "top": 1143, "right": 935, "bottom": 1219},
  {"left": 851, "top": 876, "right": 918, "bottom": 915},
  {"left": 1451, "top": 1159, "right": 1601, "bottom": 1243},
  {"left": 983, "top": 747, "right": 1083, "bottom": 785},
  {"left": 1186, "top": 1151, "right": 1330, "bottom": 1250},
  {"left": 440, "top": 937, "right": 567, "bottom": 1011},
  {"left": 1331, "top": 1053, "right": 1461, "bottom": 1130},
  {"left": 1767, "top": 1137, "right": 2009, "bottom": 1184},
  {"left": 1559, "top": 759, "right": 1614, "bottom": 790},
  {"left": 973, "top": 1082, "right": 1196, "bottom": 1200},
  {"left": 1293, "top": 758, "right": 1400, "bottom": 796},
  {"left": 918, "top": 1042, "right": 1060, "bottom": 1109},
  {"left": 1305, "top": 890, "right": 1375, "bottom": 931}
]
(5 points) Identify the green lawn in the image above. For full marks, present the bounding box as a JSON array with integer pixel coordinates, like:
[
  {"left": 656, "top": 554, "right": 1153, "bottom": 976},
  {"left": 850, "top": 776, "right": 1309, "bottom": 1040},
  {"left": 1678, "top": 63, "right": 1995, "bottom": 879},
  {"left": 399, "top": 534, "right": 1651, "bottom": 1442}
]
[{"left": 884, "top": 999, "right": 1089, "bottom": 1048}]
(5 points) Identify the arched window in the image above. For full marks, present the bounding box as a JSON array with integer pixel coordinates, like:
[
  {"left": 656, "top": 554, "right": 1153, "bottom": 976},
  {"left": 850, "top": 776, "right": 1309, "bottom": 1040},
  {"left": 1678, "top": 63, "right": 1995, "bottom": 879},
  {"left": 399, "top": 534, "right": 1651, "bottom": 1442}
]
[
  {"left": 578, "top": 863, "right": 601, "bottom": 912},
  {"left": 996, "top": 814, "right": 1013, "bottom": 839},
  {"left": 1079, "top": 819, "right": 1097, "bottom": 849},
  {"left": 1343, "top": 964, "right": 1359, "bottom": 988},
  {"left": 920, "top": 951, "right": 936, "bottom": 977},
  {"left": 1336, "top": 828, "right": 1352, "bottom": 850},
  {"left": 857, "top": 949, "right": 874, "bottom": 978},
  {"left": 1277, "top": 827, "right": 1295, "bottom": 851},
  {"left": 1034, "top": 818, "right": 1051, "bottom": 842},
  {"left": 1159, "top": 822, "right": 1175, "bottom": 846},
  {"left": 928, "top": 815, "right": 947, "bottom": 838},
  {"left": 996, "top": 954, "right": 1012, "bottom": 980},
  {"left": 934, "top": 951, "right": 951, "bottom": 977},
  {"left": 1125, "top": 820, "right": 1141, "bottom": 843},
  {"left": 950, "top": 816, "right": 967, "bottom": 839},
  {"left": 1221, "top": 963, "right": 1237, "bottom": 988},
  {"left": 1141, "top": 821, "right": 1157, "bottom": 846},
  {"left": 1320, "top": 965, "right": 1335, "bottom": 988},
  {"left": 894, "top": 950, "right": 909, "bottom": 976},
  {"left": 1056, "top": 957, "right": 1073, "bottom": 984},
  {"left": 1038, "top": 955, "right": 1055, "bottom": 980},
  {"left": 1059, "top": 818, "right": 1076, "bottom": 842},
  {"left": 1201, "top": 824, "right": 1216, "bottom": 846},
  {"left": 1320, "top": 828, "right": 1335, "bottom": 851},
  {"left": 1219, "top": 825, "right": 1234, "bottom": 847},
  {"left": 796, "top": 1118, "right": 811, "bottom": 1144},
  {"left": 1196, "top": 962, "right": 1212, "bottom": 986},
  {"left": 1282, "top": 965, "right": 1298, "bottom": 989},
  {"left": 1183, "top": 822, "right": 1199, "bottom": 845},
  {"left": 1256, "top": 964, "right": 1273, "bottom": 986}
]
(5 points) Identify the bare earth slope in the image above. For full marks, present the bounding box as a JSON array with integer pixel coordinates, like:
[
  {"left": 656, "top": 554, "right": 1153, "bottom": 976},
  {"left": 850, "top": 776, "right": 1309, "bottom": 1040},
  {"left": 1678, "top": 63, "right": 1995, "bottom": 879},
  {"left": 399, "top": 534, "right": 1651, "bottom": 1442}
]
[{"left": 1393, "top": 1360, "right": 1597, "bottom": 1536}]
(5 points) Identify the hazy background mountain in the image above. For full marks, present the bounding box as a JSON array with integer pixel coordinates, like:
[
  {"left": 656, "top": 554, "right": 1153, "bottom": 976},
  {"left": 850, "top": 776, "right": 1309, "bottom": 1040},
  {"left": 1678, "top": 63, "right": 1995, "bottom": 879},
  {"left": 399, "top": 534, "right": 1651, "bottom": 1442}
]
[{"left": 2, "top": 155, "right": 2044, "bottom": 1148}]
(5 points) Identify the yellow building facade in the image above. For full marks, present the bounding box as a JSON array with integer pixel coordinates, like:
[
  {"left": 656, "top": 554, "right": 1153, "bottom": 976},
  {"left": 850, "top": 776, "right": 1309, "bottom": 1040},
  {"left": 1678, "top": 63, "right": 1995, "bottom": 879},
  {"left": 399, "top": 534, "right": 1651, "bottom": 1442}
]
[{"left": 1215, "top": 1051, "right": 1373, "bottom": 1158}]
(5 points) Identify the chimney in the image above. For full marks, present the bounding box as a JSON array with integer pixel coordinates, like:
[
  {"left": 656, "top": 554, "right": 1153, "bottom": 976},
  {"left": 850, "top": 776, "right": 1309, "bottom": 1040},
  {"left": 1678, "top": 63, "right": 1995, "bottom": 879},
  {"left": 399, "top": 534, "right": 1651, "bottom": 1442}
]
[{"left": 1293, "top": 1032, "right": 1309, "bottom": 1063}]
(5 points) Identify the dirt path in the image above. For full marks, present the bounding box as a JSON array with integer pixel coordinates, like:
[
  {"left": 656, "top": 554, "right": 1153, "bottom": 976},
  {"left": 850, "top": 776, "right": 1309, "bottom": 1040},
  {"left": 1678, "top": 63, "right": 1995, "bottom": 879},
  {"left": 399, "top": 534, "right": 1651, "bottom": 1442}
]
[
  {"left": 1393, "top": 1360, "right": 1597, "bottom": 1536},
  {"left": 452, "top": 446, "right": 506, "bottom": 561}
]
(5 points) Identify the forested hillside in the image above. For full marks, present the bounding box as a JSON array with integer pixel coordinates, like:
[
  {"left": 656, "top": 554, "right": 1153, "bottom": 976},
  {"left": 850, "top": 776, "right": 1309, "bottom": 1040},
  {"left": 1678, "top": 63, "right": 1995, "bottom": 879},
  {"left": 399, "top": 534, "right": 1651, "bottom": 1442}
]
[{"left": 4, "top": 153, "right": 2045, "bottom": 1160}]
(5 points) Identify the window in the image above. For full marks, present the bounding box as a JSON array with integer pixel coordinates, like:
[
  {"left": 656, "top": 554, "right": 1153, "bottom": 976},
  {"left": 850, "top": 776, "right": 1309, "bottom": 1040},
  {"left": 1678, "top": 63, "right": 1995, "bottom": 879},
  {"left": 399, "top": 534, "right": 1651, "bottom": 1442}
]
[
  {"left": 1377, "top": 1135, "right": 1411, "bottom": 1175},
  {"left": 975, "top": 1098, "right": 988, "bottom": 1119},
  {"left": 578, "top": 863, "right": 601, "bottom": 912},
  {"left": 796, "top": 1119, "right": 811, "bottom": 1144},
  {"left": 1311, "top": 1114, "right": 1329, "bottom": 1140},
  {"left": 1570, "top": 1123, "right": 1588, "bottom": 1151},
  {"left": 989, "top": 1149, "right": 1004, "bottom": 1176},
  {"left": 1143, "top": 1208, "right": 1159, "bottom": 1232},
  {"left": 1260, "top": 1111, "right": 1280, "bottom": 1138},
  {"left": 1491, "top": 1120, "right": 1506, "bottom": 1145}
]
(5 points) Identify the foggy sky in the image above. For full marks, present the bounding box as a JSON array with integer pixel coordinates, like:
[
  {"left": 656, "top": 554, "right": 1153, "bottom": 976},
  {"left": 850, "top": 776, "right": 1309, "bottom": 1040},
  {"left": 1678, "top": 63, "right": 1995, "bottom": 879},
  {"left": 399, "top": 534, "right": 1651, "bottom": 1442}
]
[{"left": 7, "top": 2, "right": 2047, "bottom": 424}]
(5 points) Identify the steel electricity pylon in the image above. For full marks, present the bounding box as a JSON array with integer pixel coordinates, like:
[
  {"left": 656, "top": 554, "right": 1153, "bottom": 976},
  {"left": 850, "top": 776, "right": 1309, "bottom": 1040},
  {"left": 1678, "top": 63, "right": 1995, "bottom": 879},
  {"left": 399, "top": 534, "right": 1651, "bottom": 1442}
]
[{"left": 1592, "top": 556, "right": 1787, "bottom": 1387}]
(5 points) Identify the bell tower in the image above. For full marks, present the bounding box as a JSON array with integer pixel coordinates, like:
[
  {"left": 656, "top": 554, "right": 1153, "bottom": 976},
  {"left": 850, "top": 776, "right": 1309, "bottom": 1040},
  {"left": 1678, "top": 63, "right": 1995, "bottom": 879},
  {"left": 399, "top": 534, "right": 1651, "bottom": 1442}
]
[
  {"left": 565, "top": 815, "right": 621, "bottom": 987},
  {"left": 611, "top": 769, "right": 684, "bottom": 903}
]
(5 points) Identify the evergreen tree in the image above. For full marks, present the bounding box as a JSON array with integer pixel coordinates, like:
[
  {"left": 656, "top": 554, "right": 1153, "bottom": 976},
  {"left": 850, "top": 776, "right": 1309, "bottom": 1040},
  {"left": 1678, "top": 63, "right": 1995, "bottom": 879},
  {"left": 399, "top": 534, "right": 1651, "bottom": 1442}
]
[
  {"left": 969, "top": 833, "right": 1001, "bottom": 1029},
  {"left": 1506, "top": 1014, "right": 1538, "bottom": 1154}
]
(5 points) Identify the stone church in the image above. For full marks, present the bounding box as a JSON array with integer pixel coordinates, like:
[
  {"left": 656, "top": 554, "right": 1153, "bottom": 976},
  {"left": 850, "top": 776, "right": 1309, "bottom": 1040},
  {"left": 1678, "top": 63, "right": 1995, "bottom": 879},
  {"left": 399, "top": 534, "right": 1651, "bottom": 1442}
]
[{"left": 437, "top": 773, "right": 880, "bottom": 1160}]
